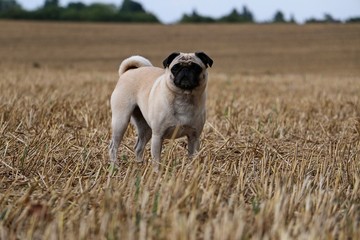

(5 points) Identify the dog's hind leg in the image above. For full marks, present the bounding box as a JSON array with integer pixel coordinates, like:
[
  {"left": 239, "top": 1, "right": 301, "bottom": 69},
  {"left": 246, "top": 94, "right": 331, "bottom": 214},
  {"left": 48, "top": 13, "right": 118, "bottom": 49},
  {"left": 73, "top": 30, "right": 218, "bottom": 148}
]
[
  {"left": 109, "top": 111, "right": 132, "bottom": 164},
  {"left": 131, "top": 106, "right": 152, "bottom": 163}
]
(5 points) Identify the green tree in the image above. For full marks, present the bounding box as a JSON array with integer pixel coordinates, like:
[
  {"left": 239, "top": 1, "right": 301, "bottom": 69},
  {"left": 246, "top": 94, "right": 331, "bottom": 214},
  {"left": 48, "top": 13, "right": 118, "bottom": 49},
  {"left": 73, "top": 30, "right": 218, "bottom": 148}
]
[
  {"left": 60, "top": 2, "right": 86, "bottom": 20},
  {"left": 0, "top": 0, "right": 160, "bottom": 22},
  {"left": 0, "top": 0, "right": 24, "bottom": 19},
  {"left": 273, "top": 10, "right": 286, "bottom": 23},
  {"left": 119, "top": 0, "right": 144, "bottom": 13},
  {"left": 117, "top": 0, "right": 159, "bottom": 23},
  {"left": 30, "top": 0, "right": 61, "bottom": 20},
  {"left": 306, "top": 13, "right": 341, "bottom": 24},
  {"left": 242, "top": 6, "right": 254, "bottom": 22},
  {"left": 346, "top": 17, "right": 360, "bottom": 23},
  {"left": 324, "top": 13, "right": 341, "bottom": 23},
  {"left": 60, "top": 3, "right": 117, "bottom": 21},
  {"left": 289, "top": 14, "right": 296, "bottom": 24},
  {"left": 221, "top": 8, "right": 241, "bottom": 22},
  {"left": 0, "top": 0, "right": 21, "bottom": 12},
  {"left": 67, "top": 2, "right": 86, "bottom": 11},
  {"left": 81, "top": 3, "right": 117, "bottom": 21},
  {"left": 44, "top": 0, "right": 59, "bottom": 8},
  {"left": 179, "top": 9, "right": 215, "bottom": 23},
  {"left": 219, "top": 6, "right": 254, "bottom": 23}
]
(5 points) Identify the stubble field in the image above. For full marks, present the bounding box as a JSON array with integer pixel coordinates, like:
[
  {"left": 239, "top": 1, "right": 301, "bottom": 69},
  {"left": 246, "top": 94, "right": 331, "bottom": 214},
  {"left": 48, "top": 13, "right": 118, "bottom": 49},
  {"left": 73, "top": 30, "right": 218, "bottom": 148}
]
[{"left": 0, "top": 21, "right": 360, "bottom": 239}]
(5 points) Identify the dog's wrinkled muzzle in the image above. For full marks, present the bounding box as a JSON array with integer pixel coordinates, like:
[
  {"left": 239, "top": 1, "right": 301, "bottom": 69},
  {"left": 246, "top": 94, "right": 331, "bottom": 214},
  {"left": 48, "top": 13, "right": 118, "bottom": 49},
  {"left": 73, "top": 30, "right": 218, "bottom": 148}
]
[{"left": 172, "top": 63, "right": 203, "bottom": 90}]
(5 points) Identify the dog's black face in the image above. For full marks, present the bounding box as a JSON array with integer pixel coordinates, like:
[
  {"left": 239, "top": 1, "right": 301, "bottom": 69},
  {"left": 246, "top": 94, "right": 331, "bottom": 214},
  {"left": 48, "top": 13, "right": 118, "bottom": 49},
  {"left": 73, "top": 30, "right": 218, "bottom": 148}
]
[
  {"left": 163, "top": 52, "right": 213, "bottom": 91},
  {"left": 170, "top": 62, "right": 203, "bottom": 90}
]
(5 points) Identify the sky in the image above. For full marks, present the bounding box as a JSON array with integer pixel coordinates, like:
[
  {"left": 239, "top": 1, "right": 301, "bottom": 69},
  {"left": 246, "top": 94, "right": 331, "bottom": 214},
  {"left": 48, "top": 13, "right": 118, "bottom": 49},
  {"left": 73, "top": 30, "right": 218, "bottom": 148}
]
[{"left": 17, "top": 0, "right": 360, "bottom": 23}]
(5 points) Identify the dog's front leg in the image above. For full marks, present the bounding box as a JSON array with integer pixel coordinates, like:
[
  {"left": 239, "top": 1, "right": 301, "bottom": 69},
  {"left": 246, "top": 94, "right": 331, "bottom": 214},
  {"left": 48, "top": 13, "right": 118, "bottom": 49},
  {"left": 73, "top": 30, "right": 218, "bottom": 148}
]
[
  {"left": 188, "top": 135, "right": 200, "bottom": 157},
  {"left": 151, "top": 134, "right": 163, "bottom": 172}
]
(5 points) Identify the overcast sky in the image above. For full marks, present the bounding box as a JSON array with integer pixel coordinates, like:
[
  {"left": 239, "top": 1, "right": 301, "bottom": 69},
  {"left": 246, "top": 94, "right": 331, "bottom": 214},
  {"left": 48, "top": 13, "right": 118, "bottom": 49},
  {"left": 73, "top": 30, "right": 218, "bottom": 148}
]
[{"left": 17, "top": 0, "right": 360, "bottom": 23}]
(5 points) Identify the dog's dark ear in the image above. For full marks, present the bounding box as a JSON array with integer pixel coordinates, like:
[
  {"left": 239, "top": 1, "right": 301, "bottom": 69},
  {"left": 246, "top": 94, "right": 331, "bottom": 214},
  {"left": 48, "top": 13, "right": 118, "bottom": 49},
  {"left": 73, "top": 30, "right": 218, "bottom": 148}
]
[
  {"left": 163, "top": 52, "right": 180, "bottom": 68},
  {"left": 195, "top": 52, "right": 213, "bottom": 68}
]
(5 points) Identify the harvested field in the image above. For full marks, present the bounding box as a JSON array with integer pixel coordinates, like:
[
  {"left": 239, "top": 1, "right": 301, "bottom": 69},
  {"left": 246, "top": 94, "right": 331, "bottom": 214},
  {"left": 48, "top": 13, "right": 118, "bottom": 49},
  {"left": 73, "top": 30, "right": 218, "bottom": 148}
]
[{"left": 0, "top": 21, "right": 360, "bottom": 239}]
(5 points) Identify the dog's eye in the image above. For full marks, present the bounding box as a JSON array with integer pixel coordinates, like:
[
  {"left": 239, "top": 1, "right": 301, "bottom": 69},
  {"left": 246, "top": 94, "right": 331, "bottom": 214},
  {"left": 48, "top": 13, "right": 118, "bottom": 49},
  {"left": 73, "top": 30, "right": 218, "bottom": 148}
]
[
  {"left": 171, "top": 64, "right": 181, "bottom": 73},
  {"left": 191, "top": 63, "right": 203, "bottom": 74}
]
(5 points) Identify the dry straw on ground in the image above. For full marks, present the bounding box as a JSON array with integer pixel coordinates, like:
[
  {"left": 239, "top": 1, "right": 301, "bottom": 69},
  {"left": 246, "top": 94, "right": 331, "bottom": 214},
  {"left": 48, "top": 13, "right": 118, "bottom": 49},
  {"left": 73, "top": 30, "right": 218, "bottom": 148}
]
[{"left": 0, "top": 21, "right": 360, "bottom": 239}]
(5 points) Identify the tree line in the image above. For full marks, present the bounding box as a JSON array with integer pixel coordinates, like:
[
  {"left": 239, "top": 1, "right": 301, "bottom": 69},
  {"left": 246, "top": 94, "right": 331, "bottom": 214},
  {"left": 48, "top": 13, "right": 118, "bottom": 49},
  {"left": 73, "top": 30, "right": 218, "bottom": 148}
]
[
  {"left": 0, "top": 0, "right": 359, "bottom": 24},
  {"left": 179, "top": 8, "right": 359, "bottom": 24},
  {"left": 0, "top": 0, "right": 159, "bottom": 22}
]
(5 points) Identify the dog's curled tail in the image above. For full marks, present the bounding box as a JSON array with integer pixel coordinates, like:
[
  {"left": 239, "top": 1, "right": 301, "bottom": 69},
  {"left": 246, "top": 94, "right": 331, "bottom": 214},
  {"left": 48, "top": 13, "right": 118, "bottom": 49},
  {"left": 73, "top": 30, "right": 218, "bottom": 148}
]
[{"left": 118, "top": 56, "right": 153, "bottom": 76}]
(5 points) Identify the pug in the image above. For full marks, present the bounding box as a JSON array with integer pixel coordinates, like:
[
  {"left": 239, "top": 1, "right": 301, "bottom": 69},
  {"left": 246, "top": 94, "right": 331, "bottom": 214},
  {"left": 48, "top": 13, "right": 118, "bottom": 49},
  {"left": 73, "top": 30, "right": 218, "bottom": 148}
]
[{"left": 109, "top": 52, "right": 213, "bottom": 171}]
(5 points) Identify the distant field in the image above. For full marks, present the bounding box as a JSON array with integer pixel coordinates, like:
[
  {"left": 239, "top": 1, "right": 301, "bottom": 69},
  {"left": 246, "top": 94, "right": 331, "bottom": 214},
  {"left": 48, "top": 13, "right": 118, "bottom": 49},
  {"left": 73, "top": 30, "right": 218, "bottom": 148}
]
[
  {"left": 0, "top": 21, "right": 360, "bottom": 75},
  {"left": 0, "top": 21, "right": 359, "bottom": 239}
]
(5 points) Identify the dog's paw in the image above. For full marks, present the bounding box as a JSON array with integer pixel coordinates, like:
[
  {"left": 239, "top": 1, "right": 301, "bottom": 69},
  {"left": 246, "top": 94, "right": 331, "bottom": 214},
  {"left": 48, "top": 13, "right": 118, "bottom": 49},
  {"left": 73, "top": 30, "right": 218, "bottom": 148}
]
[
  {"left": 134, "top": 155, "right": 145, "bottom": 163},
  {"left": 135, "top": 159, "right": 144, "bottom": 164},
  {"left": 108, "top": 162, "right": 119, "bottom": 175},
  {"left": 152, "top": 161, "right": 160, "bottom": 173}
]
